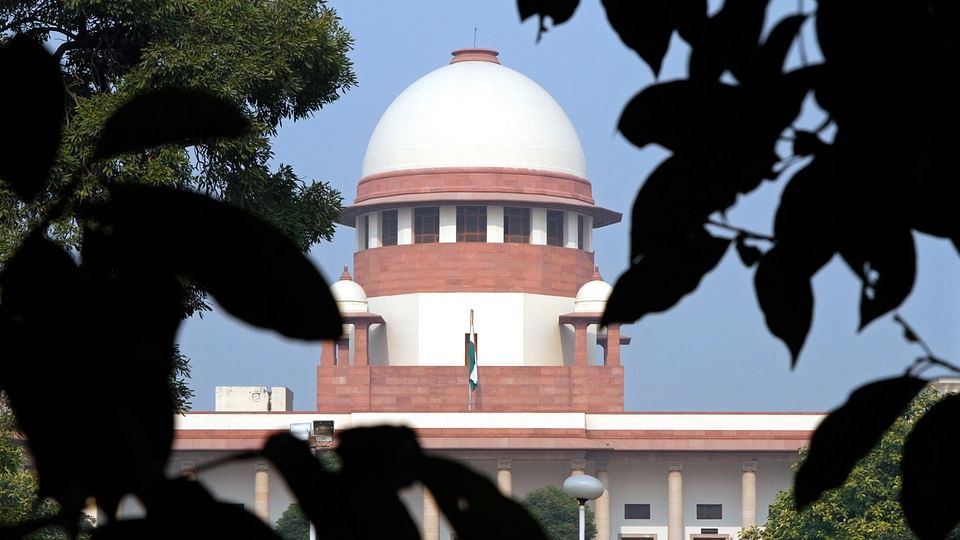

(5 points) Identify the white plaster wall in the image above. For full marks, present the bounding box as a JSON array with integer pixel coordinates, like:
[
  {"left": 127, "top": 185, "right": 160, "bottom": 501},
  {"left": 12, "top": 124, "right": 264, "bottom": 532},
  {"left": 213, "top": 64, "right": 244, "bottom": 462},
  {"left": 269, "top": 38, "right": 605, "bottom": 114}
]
[
  {"left": 368, "top": 294, "right": 420, "bottom": 364},
  {"left": 487, "top": 206, "right": 504, "bottom": 243},
  {"left": 215, "top": 386, "right": 270, "bottom": 412},
  {"left": 681, "top": 460, "right": 745, "bottom": 533},
  {"left": 755, "top": 460, "right": 794, "bottom": 524},
  {"left": 523, "top": 295, "right": 576, "bottom": 366},
  {"left": 439, "top": 205, "right": 456, "bottom": 243},
  {"left": 398, "top": 207, "right": 413, "bottom": 245},
  {"left": 368, "top": 293, "right": 574, "bottom": 366},
  {"left": 531, "top": 208, "right": 547, "bottom": 245},
  {"left": 417, "top": 293, "right": 525, "bottom": 365},
  {"left": 607, "top": 458, "right": 671, "bottom": 540}
]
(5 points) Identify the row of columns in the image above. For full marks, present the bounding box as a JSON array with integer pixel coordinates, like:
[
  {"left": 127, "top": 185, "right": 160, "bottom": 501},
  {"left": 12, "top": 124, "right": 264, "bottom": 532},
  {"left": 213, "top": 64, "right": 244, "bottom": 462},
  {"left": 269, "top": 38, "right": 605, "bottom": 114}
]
[
  {"left": 319, "top": 322, "right": 372, "bottom": 366},
  {"left": 422, "top": 458, "right": 758, "bottom": 540},
  {"left": 241, "top": 457, "right": 757, "bottom": 539},
  {"left": 570, "top": 322, "right": 622, "bottom": 366}
]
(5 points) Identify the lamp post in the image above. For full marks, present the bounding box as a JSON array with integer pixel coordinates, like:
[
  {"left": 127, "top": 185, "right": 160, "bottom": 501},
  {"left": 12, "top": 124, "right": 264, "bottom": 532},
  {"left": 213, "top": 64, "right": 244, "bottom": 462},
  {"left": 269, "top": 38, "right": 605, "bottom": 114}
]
[{"left": 563, "top": 474, "right": 605, "bottom": 540}]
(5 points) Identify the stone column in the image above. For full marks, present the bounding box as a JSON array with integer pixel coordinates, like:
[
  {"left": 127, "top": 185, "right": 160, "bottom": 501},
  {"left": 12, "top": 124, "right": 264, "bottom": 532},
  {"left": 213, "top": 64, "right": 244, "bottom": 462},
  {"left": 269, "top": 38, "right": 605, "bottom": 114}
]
[
  {"left": 742, "top": 461, "right": 757, "bottom": 529},
  {"left": 595, "top": 463, "right": 610, "bottom": 540},
  {"left": 354, "top": 322, "right": 369, "bottom": 366},
  {"left": 336, "top": 336, "right": 350, "bottom": 366},
  {"left": 423, "top": 487, "right": 440, "bottom": 540},
  {"left": 570, "top": 458, "right": 586, "bottom": 476},
  {"left": 604, "top": 324, "right": 621, "bottom": 367},
  {"left": 497, "top": 458, "right": 513, "bottom": 497},
  {"left": 320, "top": 340, "right": 335, "bottom": 366},
  {"left": 668, "top": 462, "right": 683, "bottom": 540},
  {"left": 574, "top": 323, "right": 588, "bottom": 366},
  {"left": 254, "top": 462, "right": 269, "bottom": 522}
]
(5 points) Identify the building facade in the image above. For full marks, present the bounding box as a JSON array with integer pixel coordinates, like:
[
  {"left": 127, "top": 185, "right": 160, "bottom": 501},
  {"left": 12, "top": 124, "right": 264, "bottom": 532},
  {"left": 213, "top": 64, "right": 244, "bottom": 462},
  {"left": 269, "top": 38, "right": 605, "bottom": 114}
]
[{"left": 170, "top": 49, "right": 820, "bottom": 540}]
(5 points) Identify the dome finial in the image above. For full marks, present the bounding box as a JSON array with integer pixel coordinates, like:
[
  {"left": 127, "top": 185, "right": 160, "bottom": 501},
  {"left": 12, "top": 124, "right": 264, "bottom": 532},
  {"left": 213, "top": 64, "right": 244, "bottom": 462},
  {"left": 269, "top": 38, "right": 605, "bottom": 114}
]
[
  {"left": 450, "top": 48, "right": 500, "bottom": 64},
  {"left": 592, "top": 265, "right": 602, "bottom": 281},
  {"left": 340, "top": 265, "right": 352, "bottom": 281}
]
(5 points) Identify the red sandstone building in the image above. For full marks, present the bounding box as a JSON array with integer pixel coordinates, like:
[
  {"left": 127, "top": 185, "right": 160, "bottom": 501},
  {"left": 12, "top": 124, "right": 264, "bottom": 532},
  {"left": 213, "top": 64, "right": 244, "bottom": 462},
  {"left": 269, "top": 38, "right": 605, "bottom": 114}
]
[{"left": 171, "top": 49, "right": 820, "bottom": 540}]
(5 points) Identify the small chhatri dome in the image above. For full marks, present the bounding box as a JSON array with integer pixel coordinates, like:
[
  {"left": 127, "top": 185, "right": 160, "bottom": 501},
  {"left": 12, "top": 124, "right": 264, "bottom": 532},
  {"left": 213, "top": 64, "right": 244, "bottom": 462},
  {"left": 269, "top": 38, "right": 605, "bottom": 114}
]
[
  {"left": 361, "top": 48, "right": 586, "bottom": 179},
  {"left": 330, "top": 266, "right": 368, "bottom": 313},
  {"left": 574, "top": 266, "right": 612, "bottom": 313}
]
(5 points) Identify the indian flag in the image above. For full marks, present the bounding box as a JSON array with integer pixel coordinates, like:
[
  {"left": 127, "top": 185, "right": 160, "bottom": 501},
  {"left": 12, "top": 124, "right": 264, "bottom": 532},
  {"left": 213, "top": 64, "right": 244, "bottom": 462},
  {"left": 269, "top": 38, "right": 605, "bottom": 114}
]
[{"left": 468, "top": 317, "right": 479, "bottom": 391}]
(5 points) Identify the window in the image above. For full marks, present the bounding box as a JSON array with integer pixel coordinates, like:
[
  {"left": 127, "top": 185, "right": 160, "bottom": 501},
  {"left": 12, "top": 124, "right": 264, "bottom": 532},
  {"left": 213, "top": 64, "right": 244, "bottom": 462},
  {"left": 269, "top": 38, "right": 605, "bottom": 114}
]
[
  {"left": 414, "top": 207, "right": 439, "bottom": 243},
  {"left": 503, "top": 207, "right": 530, "bottom": 244},
  {"left": 456, "top": 206, "right": 487, "bottom": 242},
  {"left": 360, "top": 215, "right": 369, "bottom": 250},
  {"left": 577, "top": 214, "right": 585, "bottom": 250},
  {"left": 696, "top": 504, "right": 722, "bottom": 520},
  {"left": 624, "top": 503, "right": 651, "bottom": 519},
  {"left": 381, "top": 209, "right": 398, "bottom": 246},
  {"left": 546, "top": 210, "right": 564, "bottom": 246}
]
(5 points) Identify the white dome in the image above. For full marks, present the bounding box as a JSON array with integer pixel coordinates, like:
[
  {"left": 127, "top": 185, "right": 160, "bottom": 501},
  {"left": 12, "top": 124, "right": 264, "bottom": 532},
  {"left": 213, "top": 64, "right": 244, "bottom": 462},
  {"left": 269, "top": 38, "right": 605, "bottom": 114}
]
[
  {"left": 362, "top": 50, "right": 587, "bottom": 179},
  {"left": 330, "top": 279, "right": 368, "bottom": 313},
  {"left": 574, "top": 278, "right": 612, "bottom": 313}
]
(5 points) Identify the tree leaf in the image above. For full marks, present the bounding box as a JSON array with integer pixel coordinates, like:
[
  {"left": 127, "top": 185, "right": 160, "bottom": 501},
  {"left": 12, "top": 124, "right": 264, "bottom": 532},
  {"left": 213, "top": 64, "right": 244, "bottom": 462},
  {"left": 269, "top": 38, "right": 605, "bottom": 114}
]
[
  {"left": 688, "top": 0, "right": 768, "bottom": 82},
  {"left": 618, "top": 80, "right": 745, "bottom": 153},
  {"left": 757, "top": 15, "right": 807, "bottom": 80},
  {"left": 84, "top": 184, "right": 342, "bottom": 340},
  {"left": 794, "top": 376, "right": 926, "bottom": 510},
  {"left": 517, "top": 0, "right": 580, "bottom": 41},
  {"left": 839, "top": 227, "right": 916, "bottom": 331},
  {"left": 417, "top": 455, "right": 549, "bottom": 540},
  {"left": 753, "top": 242, "right": 832, "bottom": 364},
  {"left": 901, "top": 393, "right": 960, "bottom": 539},
  {"left": 262, "top": 432, "right": 420, "bottom": 540},
  {"left": 603, "top": 228, "right": 729, "bottom": 325},
  {"left": 0, "top": 35, "right": 65, "bottom": 202},
  {"left": 600, "top": 0, "right": 707, "bottom": 76},
  {"left": 93, "top": 88, "right": 250, "bottom": 160}
]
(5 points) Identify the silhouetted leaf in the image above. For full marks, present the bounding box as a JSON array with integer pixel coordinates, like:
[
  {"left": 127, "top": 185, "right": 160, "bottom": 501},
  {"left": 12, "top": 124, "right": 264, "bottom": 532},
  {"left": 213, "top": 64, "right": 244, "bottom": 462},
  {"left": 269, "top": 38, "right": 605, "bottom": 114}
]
[
  {"left": 839, "top": 227, "right": 916, "bottom": 331},
  {"left": 263, "top": 432, "right": 420, "bottom": 540},
  {"left": 604, "top": 229, "right": 729, "bottom": 325},
  {"left": 735, "top": 235, "right": 763, "bottom": 267},
  {"left": 619, "top": 80, "right": 743, "bottom": 153},
  {"left": 417, "top": 455, "right": 548, "bottom": 540},
  {"left": 93, "top": 88, "right": 250, "bottom": 160},
  {"left": 0, "top": 232, "right": 87, "bottom": 516},
  {"left": 0, "top": 35, "right": 65, "bottom": 202},
  {"left": 754, "top": 242, "right": 831, "bottom": 364},
  {"left": 93, "top": 479, "right": 281, "bottom": 540},
  {"left": 757, "top": 15, "right": 806, "bottom": 80},
  {"left": 902, "top": 393, "right": 960, "bottom": 539},
  {"left": 84, "top": 184, "right": 342, "bottom": 340},
  {"left": 795, "top": 376, "right": 926, "bottom": 510},
  {"left": 337, "top": 425, "right": 421, "bottom": 492},
  {"left": 600, "top": 0, "right": 707, "bottom": 76},
  {"left": 517, "top": 0, "right": 579, "bottom": 41},
  {"left": 688, "top": 0, "right": 768, "bottom": 82}
]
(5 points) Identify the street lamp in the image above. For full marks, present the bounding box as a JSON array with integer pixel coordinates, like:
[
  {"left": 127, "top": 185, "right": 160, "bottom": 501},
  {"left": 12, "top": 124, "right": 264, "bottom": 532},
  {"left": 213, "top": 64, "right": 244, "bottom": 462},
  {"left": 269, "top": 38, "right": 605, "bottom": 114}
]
[{"left": 562, "top": 474, "right": 605, "bottom": 540}]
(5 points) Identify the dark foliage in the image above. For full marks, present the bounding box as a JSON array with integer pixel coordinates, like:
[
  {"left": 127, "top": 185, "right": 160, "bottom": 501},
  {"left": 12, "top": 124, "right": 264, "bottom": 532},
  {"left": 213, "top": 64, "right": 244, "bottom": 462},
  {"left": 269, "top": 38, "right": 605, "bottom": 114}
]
[
  {"left": 0, "top": 35, "right": 549, "bottom": 540},
  {"left": 520, "top": 0, "right": 960, "bottom": 537}
]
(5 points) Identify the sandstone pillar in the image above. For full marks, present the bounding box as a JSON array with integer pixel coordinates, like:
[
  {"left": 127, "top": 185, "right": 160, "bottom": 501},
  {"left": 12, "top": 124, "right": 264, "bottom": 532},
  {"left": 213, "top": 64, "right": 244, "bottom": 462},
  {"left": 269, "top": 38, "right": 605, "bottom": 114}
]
[
  {"left": 595, "top": 463, "right": 610, "bottom": 540},
  {"left": 668, "top": 462, "right": 683, "bottom": 540},
  {"left": 423, "top": 488, "right": 440, "bottom": 540},
  {"left": 497, "top": 458, "right": 513, "bottom": 497},
  {"left": 742, "top": 461, "right": 757, "bottom": 529},
  {"left": 254, "top": 462, "right": 269, "bottom": 522}
]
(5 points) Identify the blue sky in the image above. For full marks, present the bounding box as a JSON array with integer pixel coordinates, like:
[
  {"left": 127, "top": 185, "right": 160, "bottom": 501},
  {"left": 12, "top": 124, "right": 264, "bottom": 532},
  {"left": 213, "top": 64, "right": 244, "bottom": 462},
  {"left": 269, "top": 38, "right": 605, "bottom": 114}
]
[{"left": 177, "top": 0, "right": 960, "bottom": 412}]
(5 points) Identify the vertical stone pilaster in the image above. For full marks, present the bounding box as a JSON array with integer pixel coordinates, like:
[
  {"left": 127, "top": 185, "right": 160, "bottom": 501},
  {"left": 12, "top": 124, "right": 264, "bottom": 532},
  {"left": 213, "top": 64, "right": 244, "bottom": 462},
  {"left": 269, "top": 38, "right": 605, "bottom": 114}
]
[
  {"left": 320, "top": 340, "right": 335, "bottom": 366},
  {"left": 595, "top": 463, "right": 610, "bottom": 540},
  {"left": 336, "top": 336, "right": 349, "bottom": 366},
  {"left": 574, "top": 323, "right": 588, "bottom": 366},
  {"left": 668, "top": 462, "right": 683, "bottom": 540},
  {"left": 742, "top": 461, "right": 757, "bottom": 529},
  {"left": 354, "top": 322, "right": 369, "bottom": 366},
  {"left": 423, "top": 488, "right": 440, "bottom": 540},
  {"left": 254, "top": 462, "right": 269, "bottom": 522},
  {"left": 570, "top": 458, "right": 586, "bottom": 476},
  {"left": 604, "top": 325, "right": 621, "bottom": 367},
  {"left": 497, "top": 458, "right": 513, "bottom": 497}
]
